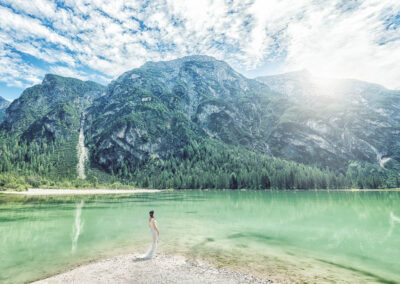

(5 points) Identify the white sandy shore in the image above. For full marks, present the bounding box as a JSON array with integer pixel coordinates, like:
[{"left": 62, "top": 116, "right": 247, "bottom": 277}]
[
  {"left": 34, "top": 253, "right": 272, "bottom": 284},
  {"left": 29, "top": 250, "right": 390, "bottom": 284},
  {"left": 2, "top": 188, "right": 164, "bottom": 195}
]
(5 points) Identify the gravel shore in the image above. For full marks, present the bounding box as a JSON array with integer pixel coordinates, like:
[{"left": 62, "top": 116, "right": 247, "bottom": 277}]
[{"left": 34, "top": 253, "right": 272, "bottom": 284}]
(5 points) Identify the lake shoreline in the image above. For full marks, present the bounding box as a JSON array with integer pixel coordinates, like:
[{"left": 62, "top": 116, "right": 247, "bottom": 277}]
[
  {"left": 1, "top": 187, "right": 399, "bottom": 195},
  {"left": 33, "top": 252, "right": 272, "bottom": 284},
  {"left": 1, "top": 188, "right": 165, "bottom": 195},
  {"left": 30, "top": 249, "right": 394, "bottom": 284}
]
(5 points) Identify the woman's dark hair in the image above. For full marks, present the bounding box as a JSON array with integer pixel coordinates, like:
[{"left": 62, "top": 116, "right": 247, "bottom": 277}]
[{"left": 149, "top": 210, "right": 154, "bottom": 218}]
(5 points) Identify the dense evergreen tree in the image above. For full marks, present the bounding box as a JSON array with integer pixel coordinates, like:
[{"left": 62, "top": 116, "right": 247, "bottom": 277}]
[{"left": 0, "top": 120, "right": 398, "bottom": 191}]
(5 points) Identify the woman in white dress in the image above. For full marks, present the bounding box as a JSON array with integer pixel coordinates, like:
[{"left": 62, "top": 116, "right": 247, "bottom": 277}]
[{"left": 142, "top": 210, "right": 159, "bottom": 259}]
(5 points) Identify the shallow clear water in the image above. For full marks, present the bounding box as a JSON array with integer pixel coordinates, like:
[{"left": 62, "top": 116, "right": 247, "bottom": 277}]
[{"left": 0, "top": 190, "right": 399, "bottom": 283}]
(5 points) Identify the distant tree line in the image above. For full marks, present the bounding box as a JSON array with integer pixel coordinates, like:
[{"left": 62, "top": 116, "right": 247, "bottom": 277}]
[
  {"left": 110, "top": 140, "right": 400, "bottom": 190},
  {"left": 0, "top": 134, "right": 399, "bottom": 190}
]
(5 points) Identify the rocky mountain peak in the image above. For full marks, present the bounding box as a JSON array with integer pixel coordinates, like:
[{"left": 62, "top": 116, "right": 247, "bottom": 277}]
[
  {"left": 142, "top": 55, "right": 221, "bottom": 67},
  {"left": 0, "top": 74, "right": 105, "bottom": 136},
  {"left": 112, "top": 54, "right": 265, "bottom": 105},
  {"left": 0, "top": 95, "right": 10, "bottom": 107},
  {"left": 42, "top": 73, "right": 59, "bottom": 83}
]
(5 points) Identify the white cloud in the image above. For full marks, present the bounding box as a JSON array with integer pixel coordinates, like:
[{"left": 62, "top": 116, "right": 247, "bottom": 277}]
[
  {"left": 0, "top": 0, "right": 399, "bottom": 90},
  {"left": 0, "top": 45, "right": 45, "bottom": 88},
  {"left": 1, "top": 0, "right": 57, "bottom": 19},
  {"left": 0, "top": 6, "right": 72, "bottom": 49},
  {"left": 282, "top": 0, "right": 400, "bottom": 89}
]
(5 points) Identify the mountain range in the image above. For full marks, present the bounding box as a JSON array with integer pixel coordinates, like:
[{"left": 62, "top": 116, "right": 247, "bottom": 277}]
[{"left": 0, "top": 55, "right": 399, "bottom": 189}]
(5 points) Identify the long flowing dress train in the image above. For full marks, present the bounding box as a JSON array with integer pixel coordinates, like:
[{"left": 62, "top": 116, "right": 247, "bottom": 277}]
[{"left": 141, "top": 220, "right": 158, "bottom": 259}]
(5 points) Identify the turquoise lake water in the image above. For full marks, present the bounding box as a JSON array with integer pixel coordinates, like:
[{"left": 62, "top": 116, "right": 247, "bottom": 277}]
[{"left": 0, "top": 190, "right": 399, "bottom": 283}]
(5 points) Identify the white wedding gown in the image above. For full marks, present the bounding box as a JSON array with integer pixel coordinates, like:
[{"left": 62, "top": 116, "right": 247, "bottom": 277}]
[{"left": 141, "top": 219, "right": 158, "bottom": 259}]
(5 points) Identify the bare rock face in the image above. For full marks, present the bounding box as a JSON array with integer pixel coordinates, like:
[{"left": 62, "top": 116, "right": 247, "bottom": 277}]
[{"left": 257, "top": 73, "right": 400, "bottom": 170}]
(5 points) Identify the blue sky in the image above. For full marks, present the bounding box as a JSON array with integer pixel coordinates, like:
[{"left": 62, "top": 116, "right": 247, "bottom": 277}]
[{"left": 0, "top": 0, "right": 399, "bottom": 101}]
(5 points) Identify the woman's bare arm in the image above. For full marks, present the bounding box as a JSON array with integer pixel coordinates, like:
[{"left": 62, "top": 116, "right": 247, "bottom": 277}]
[{"left": 153, "top": 220, "right": 160, "bottom": 235}]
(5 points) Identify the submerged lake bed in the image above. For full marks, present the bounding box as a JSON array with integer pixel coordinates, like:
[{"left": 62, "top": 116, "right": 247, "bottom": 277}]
[{"left": 1, "top": 190, "right": 399, "bottom": 283}]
